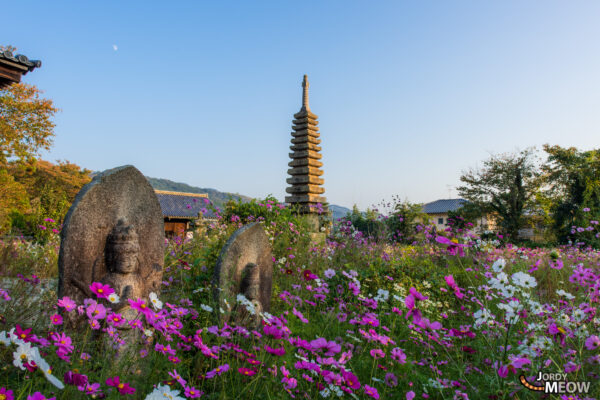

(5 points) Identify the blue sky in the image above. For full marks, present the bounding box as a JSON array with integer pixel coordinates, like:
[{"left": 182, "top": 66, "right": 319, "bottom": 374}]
[{"left": 3, "top": 1, "right": 600, "bottom": 210}]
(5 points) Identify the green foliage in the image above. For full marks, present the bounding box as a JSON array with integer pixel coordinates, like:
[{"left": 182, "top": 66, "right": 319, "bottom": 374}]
[
  {"left": 385, "top": 199, "right": 428, "bottom": 243},
  {"left": 342, "top": 205, "right": 386, "bottom": 239}
]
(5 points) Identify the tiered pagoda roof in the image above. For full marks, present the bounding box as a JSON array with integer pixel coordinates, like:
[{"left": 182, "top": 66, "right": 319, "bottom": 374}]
[{"left": 285, "top": 75, "right": 327, "bottom": 213}]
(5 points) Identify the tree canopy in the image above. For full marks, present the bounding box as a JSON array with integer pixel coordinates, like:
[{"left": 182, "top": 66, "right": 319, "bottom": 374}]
[
  {"left": 542, "top": 144, "right": 600, "bottom": 246},
  {"left": 457, "top": 148, "right": 542, "bottom": 240},
  {"left": 0, "top": 83, "right": 58, "bottom": 167}
]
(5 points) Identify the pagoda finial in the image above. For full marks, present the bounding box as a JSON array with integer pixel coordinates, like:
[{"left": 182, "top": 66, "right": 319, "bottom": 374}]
[{"left": 302, "top": 74, "right": 310, "bottom": 111}]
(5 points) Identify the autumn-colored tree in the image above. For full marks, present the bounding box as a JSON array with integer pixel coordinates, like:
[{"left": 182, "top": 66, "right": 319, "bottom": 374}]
[
  {"left": 0, "top": 83, "right": 58, "bottom": 167},
  {"left": 0, "top": 170, "right": 28, "bottom": 232},
  {"left": 8, "top": 160, "right": 91, "bottom": 239}
]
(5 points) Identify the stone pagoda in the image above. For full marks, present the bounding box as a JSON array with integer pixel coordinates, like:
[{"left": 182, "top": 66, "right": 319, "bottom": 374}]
[{"left": 285, "top": 75, "right": 327, "bottom": 215}]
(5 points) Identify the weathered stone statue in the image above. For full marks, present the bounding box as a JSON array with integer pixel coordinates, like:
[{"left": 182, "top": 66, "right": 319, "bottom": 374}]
[
  {"left": 213, "top": 223, "right": 273, "bottom": 327},
  {"left": 100, "top": 219, "right": 147, "bottom": 320},
  {"left": 58, "top": 165, "right": 164, "bottom": 329}
]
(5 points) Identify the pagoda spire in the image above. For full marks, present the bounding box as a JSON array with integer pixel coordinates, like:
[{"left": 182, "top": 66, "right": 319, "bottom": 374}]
[
  {"left": 286, "top": 75, "right": 327, "bottom": 214},
  {"left": 302, "top": 74, "right": 310, "bottom": 111}
]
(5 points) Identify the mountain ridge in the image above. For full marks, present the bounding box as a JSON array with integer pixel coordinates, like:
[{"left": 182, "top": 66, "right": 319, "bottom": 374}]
[{"left": 146, "top": 176, "right": 352, "bottom": 219}]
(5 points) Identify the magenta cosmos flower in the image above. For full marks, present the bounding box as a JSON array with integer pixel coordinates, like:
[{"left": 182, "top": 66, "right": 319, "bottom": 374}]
[
  {"left": 0, "top": 387, "right": 14, "bottom": 400},
  {"left": 50, "top": 314, "right": 63, "bottom": 325},
  {"left": 106, "top": 376, "right": 136, "bottom": 394},
  {"left": 585, "top": 335, "right": 600, "bottom": 350},
  {"left": 238, "top": 367, "right": 256, "bottom": 376},
  {"left": 89, "top": 282, "right": 114, "bottom": 299},
  {"left": 27, "top": 393, "right": 55, "bottom": 400},
  {"left": 364, "top": 385, "right": 380, "bottom": 399},
  {"left": 205, "top": 364, "right": 229, "bottom": 378},
  {"left": 57, "top": 296, "right": 76, "bottom": 311}
]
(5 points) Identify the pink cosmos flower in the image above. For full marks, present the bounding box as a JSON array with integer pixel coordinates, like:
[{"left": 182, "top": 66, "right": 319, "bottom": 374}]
[
  {"left": 265, "top": 345, "right": 286, "bottom": 356},
  {"left": 168, "top": 369, "right": 187, "bottom": 386},
  {"left": 404, "top": 294, "right": 415, "bottom": 310},
  {"left": 444, "top": 275, "right": 456, "bottom": 288},
  {"left": 57, "top": 296, "right": 76, "bottom": 311},
  {"left": 342, "top": 370, "right": 361, "bottom": 389},
  {"left": 205, "top": 364, "right": 229, "bottom": 379},
  {"left": 107, "top": 313, "right": 126, "bottom": 327},
  {"left": 391, "top": 347, "right": 407, "bottom": 364},
  {"left": 64, "top": 370, "right": 88, "bottom": 387},
  {"left": 585, "top": 335, "right": 600, "bottom": 350},
  {"left": 50, "top": 314, "right": 63, "bottom": 325},
  {"left": 364, "top": 385, "right": 380, "bottom": 399},
  {"left": 27, "top": 393, "right": 55, "bottom": 400},
  {"left": 81, "top": 383, "right": 101, "bottom": 396},
  {"left": 238, "top": 367, "right": 256, "bottom": 376},
  {"left": 85, "top": 302, "right": 107, "bottom": 320},
  {"left": 370, "top": 349, "right": 385, "bottom": 359},
  {"left": 128, "top": 298, "right": 151, "bottom": 315},
  {"left": 498, "top": 364, "right": 509, "bottom": 378},
  {"left": 385, "top": 373, "right": 398, "bottom": 387},
  {"left": 15, "top": 324, "right": 32, "bottom": 342},
  {"left": 292, "top": 307, "right": 309, "bottom": 323},
  {"left": 406, "top": 391, "right": 416, "bottom": 400},
  {"left": 184, "top": 387, "right": 203, "bottom": 398},
  {"left": 89, "top": 282, "right": 114, "bottom": 299},
  {"left": 155, "top": 343, "right": 177, "bottom": 356},
  {"left": 106, "top": 376, "right": 135, "bottom": 394},
  {"left": 51, "top": 332, "right": 74, "bottom": 353},
  {"left": 0, "top": 387, "right": 14, "bottom": 400}
]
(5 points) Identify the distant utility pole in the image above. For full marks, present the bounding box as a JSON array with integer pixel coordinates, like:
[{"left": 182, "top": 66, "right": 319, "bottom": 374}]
[{"left": 446, "top": 185, "right": 452, "bottom": 199}]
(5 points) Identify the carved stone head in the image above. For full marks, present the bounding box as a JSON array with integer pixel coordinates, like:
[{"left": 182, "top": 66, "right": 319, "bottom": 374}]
[{"left": 105, "top": 219, "right": 140, "bottom": 274}]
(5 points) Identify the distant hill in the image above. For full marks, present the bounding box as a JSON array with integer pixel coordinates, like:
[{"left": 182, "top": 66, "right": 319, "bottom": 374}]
[
  {"left": 329, "top": 204, "right": 352, "bottom": 220},
  {"left": 146, "top": 177, "right": 251, "bottom": 210},
  {"left": 146, "top": 176, "right": 351, "bottom": 219}
]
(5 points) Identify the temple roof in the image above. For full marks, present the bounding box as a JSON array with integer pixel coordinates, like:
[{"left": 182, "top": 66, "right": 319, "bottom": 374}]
[
  {"left": 155, "top": 190, "right": 215, "bottom": 219},
  {"left": 0, "top": 50, "right": 41, "bottom": 71},
  {"left": 0, "top": 50, "right": 42, "bottom": 88}
]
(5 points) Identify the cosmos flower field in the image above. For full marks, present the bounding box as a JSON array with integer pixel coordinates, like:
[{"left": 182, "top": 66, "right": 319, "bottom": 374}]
[{"left": 0, "top": 201, "right": 598, "bottom": 399}]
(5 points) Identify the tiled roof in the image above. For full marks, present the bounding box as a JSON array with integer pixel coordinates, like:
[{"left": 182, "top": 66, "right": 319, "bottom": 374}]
[
  {"left": 155, "top": 190, "right": 215, "bottom": 219},
  {"left": 422, "top": 199, "right": 467, "bottom": 214},
  {"left": 0, "top": 50, "right": 42, "bottom": 72}
]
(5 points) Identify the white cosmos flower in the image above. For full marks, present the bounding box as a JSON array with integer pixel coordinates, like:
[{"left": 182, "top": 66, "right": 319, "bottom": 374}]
[
  {"left": 149, "top": 292, "right": 163, "bottom": 310},
  {"left": 573, "top": 309, "right": 586, "bottom": 322},
  {"left": 13, "top": 342, "right": 36, "bottom": 370},
  {"left": 496, "top": 272, "right": 509, "bottom": 285},
  {"left": 0, "top": 330, "right": 12, "bottom": 346},
  {"left": 107, "top": 293, "right": 120, "bottom": 304},
  {"left": 492, "top": 258, "right": 506, "bottom": 272},
  {"left": 511, "top": 272, "right": 537, "bottom": 288},
  {"left": 556, "top": 289, "right": 575, "bottom": 300},
  {"left": 144, "top": 384, "right": 185, "bottom": 400},
  {"left": 144, "top": 329, "right": 153, "bottom": 337},
  {"left": 200, "top": 304, "right": 213, "bottom": 313},
  {"left": 558, "top": 313, "right": 570, "bottom": 325}
]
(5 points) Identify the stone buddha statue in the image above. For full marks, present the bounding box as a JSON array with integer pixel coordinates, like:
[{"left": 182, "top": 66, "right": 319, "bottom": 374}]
[{"left": 101, "top": 219, "right": 145, "bottom": 320}]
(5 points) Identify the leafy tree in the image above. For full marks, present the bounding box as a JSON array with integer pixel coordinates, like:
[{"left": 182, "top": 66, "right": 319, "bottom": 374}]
[
  {"left": 457, "top": 148, "right": 542, "bottom": 240},
  {"left": 342, "top": 205, "right": 386, "bottom": 240},
  {"left": 0, "top": 83, "right": 58, "bottom": 167},
  {"left": 447, "top": 202, "right": 483, "bottom": 232},
  {"left": 542, "top": 144, "right": 600, "bottom": 246}
]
